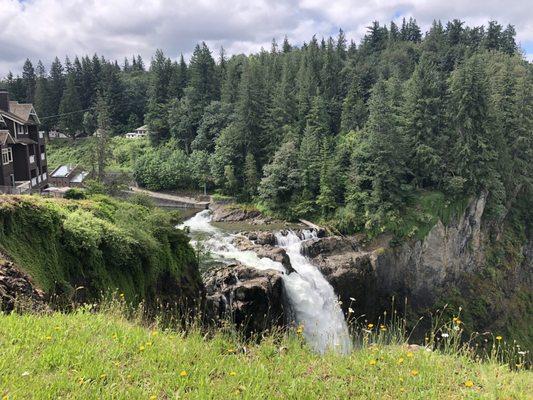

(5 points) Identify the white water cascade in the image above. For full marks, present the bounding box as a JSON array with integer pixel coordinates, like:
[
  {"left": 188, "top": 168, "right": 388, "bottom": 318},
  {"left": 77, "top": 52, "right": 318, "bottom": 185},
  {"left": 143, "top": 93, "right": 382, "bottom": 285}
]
[{"left": 179, "top": 210, "right": 352, "bottom": 354}]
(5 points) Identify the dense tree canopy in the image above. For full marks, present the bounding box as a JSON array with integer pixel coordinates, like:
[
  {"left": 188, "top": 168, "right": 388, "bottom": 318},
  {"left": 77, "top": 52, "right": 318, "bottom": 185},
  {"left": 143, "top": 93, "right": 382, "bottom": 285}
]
[{"left": 2, "top": 18, "right": 531, "bottom": 233}]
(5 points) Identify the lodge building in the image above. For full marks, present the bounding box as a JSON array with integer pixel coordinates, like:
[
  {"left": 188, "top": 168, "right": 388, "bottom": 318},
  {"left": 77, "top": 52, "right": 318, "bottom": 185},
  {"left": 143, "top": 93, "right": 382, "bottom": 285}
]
[{"left": 0, "top": 90, "right": 48, "bottom": 194}]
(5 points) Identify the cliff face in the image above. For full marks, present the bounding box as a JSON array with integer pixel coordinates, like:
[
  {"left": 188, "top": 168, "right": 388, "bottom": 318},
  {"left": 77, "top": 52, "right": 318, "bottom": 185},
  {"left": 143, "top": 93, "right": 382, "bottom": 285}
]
[{"left": 305, "top": 193, "right": 532, "bottom": 345}]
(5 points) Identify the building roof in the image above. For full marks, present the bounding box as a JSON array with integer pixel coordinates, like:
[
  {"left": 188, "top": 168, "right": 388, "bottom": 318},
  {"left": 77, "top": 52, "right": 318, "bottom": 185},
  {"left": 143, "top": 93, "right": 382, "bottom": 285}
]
[
  {"left": 136, "top": 125, "right": 148, "bottom": 131},
  {"left": 0, "top": 130, "right": 15, "bottom": 146},
  {"left": 8, "top": 101, "right": 40, "bottom": 124},
  {"left": 14, "top": 137, "right": 38, "bottom": 145},
  {"left": 71, "top": 171, "right": 89, "bottom": 183},
  {"left": 0, "top": 108, "right": 28, "bottom": 125},
  {"left": 51, "top": 164, "right": 77, "bottom": 178}
]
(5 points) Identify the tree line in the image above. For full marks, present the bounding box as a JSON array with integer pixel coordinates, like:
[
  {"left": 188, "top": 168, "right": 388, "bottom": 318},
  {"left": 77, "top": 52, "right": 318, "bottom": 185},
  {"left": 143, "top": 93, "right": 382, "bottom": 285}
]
[{"left": 2, "top": 18, "right": 531, "bottom": 233}]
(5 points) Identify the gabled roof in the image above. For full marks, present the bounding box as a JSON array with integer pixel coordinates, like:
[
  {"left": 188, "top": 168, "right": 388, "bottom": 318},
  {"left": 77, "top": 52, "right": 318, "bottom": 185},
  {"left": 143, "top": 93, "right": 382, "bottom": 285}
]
[
  {"left": 0, "top": 108, "right": 28, "bottom": 125},
  {"left": 51, "top": 164, "right": 77, "bottom": 178},
  {"left": 136, "top": 125, "right": 148, "bottom": 131},
  {"left": 0, "top": 130, "right": 15, "bottom": 146},
  {"left": 0, "top": 114, "right": 5, "bottom": 125},
  {"left": 8, "top": 101, "right": 40, "bottom": 124}
]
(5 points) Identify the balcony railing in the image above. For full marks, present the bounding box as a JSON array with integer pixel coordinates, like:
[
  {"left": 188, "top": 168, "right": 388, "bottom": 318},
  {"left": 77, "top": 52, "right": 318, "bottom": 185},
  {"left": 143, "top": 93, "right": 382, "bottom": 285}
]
[
  {"left": 41, "top": 153, "right": 46, "bottom": 161},
  {"left": 29, "top": 155, "right": 35, "bottom": 164}
]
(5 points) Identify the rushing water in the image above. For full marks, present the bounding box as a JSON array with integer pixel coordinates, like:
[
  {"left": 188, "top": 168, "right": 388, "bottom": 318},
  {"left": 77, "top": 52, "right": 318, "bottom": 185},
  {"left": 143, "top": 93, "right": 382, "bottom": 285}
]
[{"left": 179, "top": 210, "right": 352, "bottom": 354}]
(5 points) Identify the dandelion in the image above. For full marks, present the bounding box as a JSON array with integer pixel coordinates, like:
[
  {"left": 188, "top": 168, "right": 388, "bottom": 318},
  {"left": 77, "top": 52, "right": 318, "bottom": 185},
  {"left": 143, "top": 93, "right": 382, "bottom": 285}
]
[
  {"left": 119, "top": 293, "right": 125, "bottom": 298},
  {"left": 150, "top": 396, "right": 157, "bottom": 400},
  {"left": 380, "top": 325, "right": 387, "bottom": 332},
  {"left": 348, "top": 307, "right": 354, "bottom": 314},
  {"left": 496, "top": 336, "right": 503, "bottom": 341},
  {"left": 180, "top": 370, "right": 188, "bottom": 377},
  {"left": 369, "top": 359, "right": 377, "bottom": 366},
  {"left": 45, "top": 336, "right": 52, "bottom": 341},
  {"left": 397, "top": 357, "right": 404, "bottom": 364},
  {"left": 367, "top": 323, "right": 374, "bottom": 329},
  {"left": 54, "top": 326, "right": 61, "bottom": 331},
  {"left": 100, "top": 373, "right": 107, "bottom": 379},
  {"left": 410, "top": 370, "right": 419, "bottom": 377},
  {"left": 406, "top": 352, "right": 414, "bottom": 358},
  {"left": 151, "top": 331, "right": 158, "bottom": 337},
  {"left": 464, "top": 380, "right": 474, "bottom": 388},
  {"left": 146, "top": 341, "right": 152, "bottom": 347},
  {"left": 2, "top": 396, "right": 8, "bottom": 400},
  {"left": 453, "top": 318, "right": 462, "bottom": 325},
  {"left": 229, "top": 371, "right": 237, "bottom": 376},
  {"left": 296, "top": 325, "right": 304, "bottom": 335},
  {"left": 139, "top": 345, "right": 145, "bottom": 352},
  {"left": 227, "top": 348, "right": 236, "bottom": 354}
]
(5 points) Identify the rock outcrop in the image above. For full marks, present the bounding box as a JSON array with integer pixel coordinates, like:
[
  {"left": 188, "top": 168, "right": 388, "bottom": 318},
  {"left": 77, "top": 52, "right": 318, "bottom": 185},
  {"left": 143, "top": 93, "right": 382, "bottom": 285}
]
[
  {"left": 0, "top": 255, "right": 48, "bottom": 312},
  {"left": 203, "top": 264, "right": 286, "bottom": 335},
  {"left": 233, "top": 235, "right": 293, "bottom": 272}
]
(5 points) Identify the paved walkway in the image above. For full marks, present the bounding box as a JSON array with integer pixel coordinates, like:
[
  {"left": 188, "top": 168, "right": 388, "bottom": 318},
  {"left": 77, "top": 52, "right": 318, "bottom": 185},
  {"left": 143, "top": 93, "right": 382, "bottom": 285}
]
[{"left": 129, "top": 187, "right": 210, "bottom": 208}]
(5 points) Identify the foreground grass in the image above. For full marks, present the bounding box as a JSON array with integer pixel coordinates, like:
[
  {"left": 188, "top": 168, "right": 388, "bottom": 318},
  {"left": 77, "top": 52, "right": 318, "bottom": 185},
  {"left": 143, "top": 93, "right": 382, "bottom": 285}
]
[{"left": 0, "top": 311, "right": 531, "bottom": 399}]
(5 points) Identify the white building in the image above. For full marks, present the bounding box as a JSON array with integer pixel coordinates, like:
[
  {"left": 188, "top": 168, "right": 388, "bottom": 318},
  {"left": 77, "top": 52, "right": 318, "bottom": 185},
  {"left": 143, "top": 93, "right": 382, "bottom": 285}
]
[{"left": 125, "top": 125, "right": 149, "bottom": 139}]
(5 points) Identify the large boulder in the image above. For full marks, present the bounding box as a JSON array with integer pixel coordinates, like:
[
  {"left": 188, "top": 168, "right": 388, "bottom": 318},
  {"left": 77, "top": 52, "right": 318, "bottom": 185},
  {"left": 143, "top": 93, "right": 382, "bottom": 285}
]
[
  {"left": 203, "top": 264, "right": 286, "bottom": 335},
  {"left": 233, "top": 235, "right": 293, "bottom": 272},
  {"left": 0, "top": 256, "right": 48, "bottom": 312}
]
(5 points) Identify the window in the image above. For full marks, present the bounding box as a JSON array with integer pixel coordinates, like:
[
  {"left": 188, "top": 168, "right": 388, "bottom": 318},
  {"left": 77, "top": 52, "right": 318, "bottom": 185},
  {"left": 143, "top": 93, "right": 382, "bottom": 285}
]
[{"left": 2, "top": 148, "right": 13, "bottom": 165}]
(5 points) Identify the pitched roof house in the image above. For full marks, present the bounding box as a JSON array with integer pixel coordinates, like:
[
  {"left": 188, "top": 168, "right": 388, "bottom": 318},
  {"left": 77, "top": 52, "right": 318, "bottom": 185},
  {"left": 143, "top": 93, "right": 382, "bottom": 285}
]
[{"left": 0, "top": 90, "right": 48, "bottom": 194}]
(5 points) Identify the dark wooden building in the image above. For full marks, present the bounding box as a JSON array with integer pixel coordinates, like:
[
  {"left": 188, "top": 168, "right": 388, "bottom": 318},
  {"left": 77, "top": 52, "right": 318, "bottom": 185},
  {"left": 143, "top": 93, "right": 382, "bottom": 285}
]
[{"left": 0, "top": 90, "right": 47, "bottom": 194}]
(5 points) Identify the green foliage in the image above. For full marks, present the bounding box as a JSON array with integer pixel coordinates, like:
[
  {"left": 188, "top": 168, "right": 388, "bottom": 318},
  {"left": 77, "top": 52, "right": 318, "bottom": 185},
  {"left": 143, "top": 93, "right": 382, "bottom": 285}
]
[
  {"left": 0, "top": 195, "right": 200, "bottom": 304},
  {"left": 64, "top": 188, "right": 86, "bottom": 200},
  {"left": 0, "top": 310, "right": 531, "bottom": 399}
]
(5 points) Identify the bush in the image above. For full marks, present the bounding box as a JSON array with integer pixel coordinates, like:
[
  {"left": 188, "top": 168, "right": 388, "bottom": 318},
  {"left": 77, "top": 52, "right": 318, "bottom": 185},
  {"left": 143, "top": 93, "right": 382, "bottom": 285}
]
[{"left": 64, "top": 188, "right": 86, "bottom": 200}]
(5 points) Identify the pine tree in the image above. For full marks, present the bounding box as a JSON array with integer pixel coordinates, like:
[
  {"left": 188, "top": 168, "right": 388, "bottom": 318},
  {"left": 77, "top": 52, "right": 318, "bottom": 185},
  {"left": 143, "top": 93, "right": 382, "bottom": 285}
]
[
  {"left": 340, "top": 71, "right": 367, "bottom": 133},
  {"left": 58, "top": 73, "right": 83, "bottom": 138},
  {"left": 403, "top": 54, "right": 447, "bottom": 188},
  {"left": 94, "top": 92, "right": 112, "bottom": 180},
  {"left": 48, "top": 57, "right": 65, "bottom": 128},
  {"left": 34, "top": 61, "right": 51, "bottom": 131},
  {"left": 448, "top": 55, "right": 497, "bottom": 195},
  {"left": 22, "top": 59, "right": 36, "bottom": 103},
  {"left": 244, "top": 152, "right": 259, "bottom": 199}
]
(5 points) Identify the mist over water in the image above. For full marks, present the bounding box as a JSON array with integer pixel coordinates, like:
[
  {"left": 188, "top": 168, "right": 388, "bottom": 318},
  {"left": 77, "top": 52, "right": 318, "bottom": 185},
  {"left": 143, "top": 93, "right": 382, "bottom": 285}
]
[{"left": 180, "top": 210, "right": 352, "bottom": 354}]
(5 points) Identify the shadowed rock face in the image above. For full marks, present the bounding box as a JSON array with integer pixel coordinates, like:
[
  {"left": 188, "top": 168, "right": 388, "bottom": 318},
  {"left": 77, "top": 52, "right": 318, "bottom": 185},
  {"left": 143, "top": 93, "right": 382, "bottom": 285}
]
[
  {"left": 203, "top": 264, "right": 285, "bottom": 335},
  {"left": 0, "top": 255, "right": 48, "bottom": 312}
]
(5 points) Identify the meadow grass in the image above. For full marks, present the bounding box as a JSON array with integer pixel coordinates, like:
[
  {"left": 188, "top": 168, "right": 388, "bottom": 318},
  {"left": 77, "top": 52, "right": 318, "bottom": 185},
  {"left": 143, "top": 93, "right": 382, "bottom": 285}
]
[{"left": 0, "top": 306, "right": 531, "bottom": 399}]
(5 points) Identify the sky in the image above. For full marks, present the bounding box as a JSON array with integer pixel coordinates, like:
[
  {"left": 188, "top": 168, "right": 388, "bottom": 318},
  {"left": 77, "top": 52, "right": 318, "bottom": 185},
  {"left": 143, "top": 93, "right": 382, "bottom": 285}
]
[{"left": 0, "top": 0, "right": 532, "bottom": 77}]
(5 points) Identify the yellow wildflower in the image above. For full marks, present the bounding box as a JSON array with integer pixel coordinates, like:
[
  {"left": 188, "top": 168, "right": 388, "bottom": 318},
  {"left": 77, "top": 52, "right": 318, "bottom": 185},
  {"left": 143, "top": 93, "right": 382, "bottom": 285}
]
[
  {"left": 119, "top": 293, "right": 125, "bottom": 298},
  {"left": 100, "top": 373, "right": 107, "bottom": 379},
  {"left": 367, "top": 323, "right": 374, "bottom": 329},
  {"left": 406, "top": 352, "right": 414, "bottom": 358},
  {"left": 227, "top": 348, "right": 236, "bottom": 354},
  {"left": 296, "top": 325, "right": 304, "bottom": 335},
  {"left": 496, "top": 336, "right": 503, "bottom": 341},
  {"left": 150, "top": 396, "right": 157, "bottom": 400},
  {"left": 410, "top": 370, "right": 419, "bottom": 376},
  {"left": 229, "top": 371, "right": 237, "bottom": 376},
  {"left": 139, "top": 345, "right": 145, "bottom": 351},
  {"left": 180, "top": 370, "right": 188, "bottom": 377},
  {"left": 146, "top": 341, "right": 152, "bottom": 347},
  {"left": 397, "top": 357, "right": 404, "bottom": 364},
  {"left": 151, "top": 331, "right": 158, "bottom": 337},
  {"left": 54, "top": 326, "right": 61, "bottom": 331},
  {"left": 369, "top": 359, "right": 377, "bottom": 366},
  {"left": 2, "top": 396, "right": 8, "bottom": 400},
  {"left": 45, "top": 336, "right": 52, "bottom": 341},
  {"left": 400, "top": 388, "right": 405, "bottom": 392},
  {"left": 464, "top": 380, "right": 474, "bottom": 388}
]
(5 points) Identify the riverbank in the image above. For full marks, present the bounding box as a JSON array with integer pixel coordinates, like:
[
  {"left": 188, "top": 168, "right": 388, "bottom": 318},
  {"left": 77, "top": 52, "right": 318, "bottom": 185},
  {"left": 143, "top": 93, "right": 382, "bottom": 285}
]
[{"left": 1, "top": 309, "right": 531, "bottom": 399}]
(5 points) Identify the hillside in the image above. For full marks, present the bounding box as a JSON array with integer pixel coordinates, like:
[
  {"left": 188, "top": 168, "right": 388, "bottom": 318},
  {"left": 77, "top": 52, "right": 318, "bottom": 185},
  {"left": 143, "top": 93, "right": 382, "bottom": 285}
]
[
  {"left": 0, "top": 195, "right": 201, "bottom": 307},
  {"left": 0, "top": 310, "right": 531, "bottom": 399}
]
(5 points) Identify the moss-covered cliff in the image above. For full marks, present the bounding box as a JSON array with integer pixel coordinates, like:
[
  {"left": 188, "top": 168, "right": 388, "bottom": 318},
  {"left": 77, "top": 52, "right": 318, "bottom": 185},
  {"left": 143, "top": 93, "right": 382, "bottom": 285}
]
[{"left": 0, "top": 195, "right": 203, "bottom": 308}]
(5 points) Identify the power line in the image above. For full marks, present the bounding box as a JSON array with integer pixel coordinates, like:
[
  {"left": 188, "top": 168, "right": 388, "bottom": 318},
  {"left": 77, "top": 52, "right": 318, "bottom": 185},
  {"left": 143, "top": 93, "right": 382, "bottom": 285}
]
[{"left": 39, "top": 106, "right": 96, "bottom": 120}]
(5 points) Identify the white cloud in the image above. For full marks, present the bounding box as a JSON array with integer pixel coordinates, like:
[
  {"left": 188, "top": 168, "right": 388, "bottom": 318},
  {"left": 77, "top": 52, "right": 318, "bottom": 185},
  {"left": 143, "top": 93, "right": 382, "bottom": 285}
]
[{"left": 0, "top": 0, "right": 531, "bottom": 77}]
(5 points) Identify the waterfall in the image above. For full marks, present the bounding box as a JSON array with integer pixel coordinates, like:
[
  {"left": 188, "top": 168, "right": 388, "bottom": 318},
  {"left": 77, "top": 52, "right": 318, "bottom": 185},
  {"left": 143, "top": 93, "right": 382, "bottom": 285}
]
[
  {"left": 179, "top": 210, "right": 352, "bottom": 354},
  {"left": 275, "top": 230, "right": 352, "bottom": 354}
]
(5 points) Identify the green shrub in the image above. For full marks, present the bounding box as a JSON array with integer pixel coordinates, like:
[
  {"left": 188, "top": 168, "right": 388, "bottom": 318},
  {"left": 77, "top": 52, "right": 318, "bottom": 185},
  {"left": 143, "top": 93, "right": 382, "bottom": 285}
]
[{"left": 64, "top": 188, "right": 86, "bottom": 200}]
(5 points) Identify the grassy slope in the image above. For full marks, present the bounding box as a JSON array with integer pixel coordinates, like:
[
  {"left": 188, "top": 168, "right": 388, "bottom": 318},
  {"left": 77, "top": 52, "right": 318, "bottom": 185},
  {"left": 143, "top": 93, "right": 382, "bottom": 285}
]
[
  {"left": 0, "top": 311, "right": 531, "bottom": 400},
  {"left": 0, "top": 195, "right": 199, "bottom": 304},
  {"left": 46, "top": 137, "right": 148, "bottom": 173}
]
